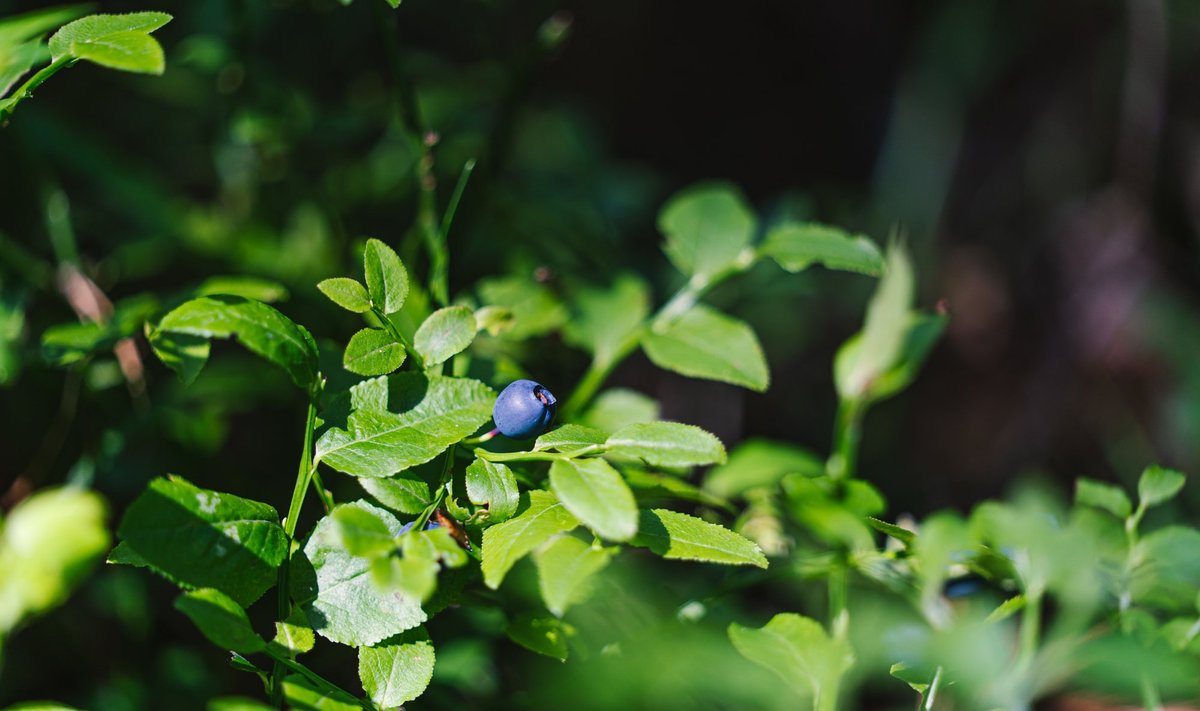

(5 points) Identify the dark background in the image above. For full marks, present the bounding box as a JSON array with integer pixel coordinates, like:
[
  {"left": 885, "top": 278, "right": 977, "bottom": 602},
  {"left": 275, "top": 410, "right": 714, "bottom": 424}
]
[{"left": 2, "top": 0, "right": 1199, "bottom": 707}]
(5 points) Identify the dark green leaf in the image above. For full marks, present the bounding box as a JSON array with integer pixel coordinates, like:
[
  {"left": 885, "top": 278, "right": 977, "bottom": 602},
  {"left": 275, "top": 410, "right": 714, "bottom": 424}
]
[
  {"left": 359, "top": 474, "right": 432, "bottom": 515},
  {"left": 481, "top": 491, "right": 579, "bottom": 589},
  {"left": 658, "top": 182, "right": 757, "bottom": 279},
  {"left": 631, "top": 509, "right": 767, "bottom": 568},
  {"left": 363, "top": 238, "right": 409, "bottom": 314},
  {"left": 174, "top": 588, "right": 265, "bottom": 654},
  {"left": 642, "top": 305, "right": 769, "bottom": 391},
  {"left": 281, "top": 675, "right": 360, "bottom": 710},
  {"left": 157, "top": 296, "right": 319, "bottom": 390},
  {"left": 343, "top": 328, "right": 406, "bottom": 377},
  {"left": 606, "top": 421, "right": 726, "bottom": 468},
  {"left": 465, "top": 457, "right": 520, "bottom": 523},
  {"left": 358, "top": 628, "right": 436, "bottom": 707},
  {"left": 270, "top": 606, "right": 315, "bottom": 657},
  {"left": 705, "top": 439, "right": 823, "bottom": 498},
  {"left": 331, "top": 506, "right": 395, "bottom": 557},
  {"left": 115, "top": 476, "right": 287, "bottom": 607},
  {"left": 580, "top": 388, "right": 659, "bottom": 433},
  {"left": 760, "top": 222, "right": 885, "bottom": 276},
  {"left": 315, "top": 374, "right": 494, "bottom": 478},
  {"left": 728, "top": 613, "right": 854, "bottom": 703},
  {"left": 194, "top": 276, "right": 288, "bottom": 303},
  {"left": 549, "top": 458, "right": 638, "bottom": 542},
  {"left": 506, "top": 612, "right": 573, "bottom": 661},
  {"left": 146, "top": 324, "right": 209, "bottom": 385},
  {"left": 477, "top": 276, "right": 567, "bottom": 340},
  {"left": 414, "top": 305, "right": 476, "bottom": 366},
  {"left": 563, "top": 274, "right": 650, "bottom": 364},
  {"left": 534, "top": 535, "right": 614, "bottom": 617},
  {"left": 317, "top": 278, "right": 371, "bottom": 313}
]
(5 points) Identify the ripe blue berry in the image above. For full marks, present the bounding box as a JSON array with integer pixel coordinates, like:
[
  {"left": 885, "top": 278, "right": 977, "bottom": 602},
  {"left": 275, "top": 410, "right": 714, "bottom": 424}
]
[
  {"left": 399, "top": 519, "right": 441, "bottom": 535},
  {"left": 493, "top": 379, "right": 557, "bottom": 439}
]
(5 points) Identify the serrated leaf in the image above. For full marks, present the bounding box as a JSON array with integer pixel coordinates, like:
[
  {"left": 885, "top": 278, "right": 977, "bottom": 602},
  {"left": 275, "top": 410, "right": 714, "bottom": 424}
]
[
  {"left": 48, "top": 13, "right": 173, "bottom": 74},
  {"left": 534, "top": 424, "right": 608, "bottom": 453},
  {"left": 477, "top": 275, "right": 567, "bottom": 340},
  {"left": 359, "top": 474, "right": 432, "bottom": 515},
  {"left": 414, "top": 305, "right": 476, "bottom": 366},
  {"left": 174, "top": 588, "right": 264, "bottom": 654},
  {"left": 358, "top": 628, "right": 435, "bottom": 707},
  {"left": 631, "top": 509, "right": 767, "bottom": 568},
  {"left": 315, "top": 374, "right": 494, "bottom": 478},
  {"left": 1138, "top": 465, "right": 1186, "bottom": 509},
  {"left": 281, "top": 675, "right": 360, "bottom": 710},
  {"left": 728, "top": 613, "right": 854, "bottom": 704},
  {"left": 465, "top": 457, "right": 519, "bottom": 523},
  {"left": 607, "top": 421, "right": 726, "bottom": 468},
  {"left": 295, "top": 501, "right": 425, "bottom": 647},
  {"left": 563, "top": 274, "right": 649, "bottom": 364},
  {"left": 115, "top": 476, "right": 286, "bottom": 607},
  {"left": 1075, "top": 478, "right": 1132, "bottom": 519},
  {"left": 331, "top": 506, "right": 395, "bottom": 557},
  {"left": 343, "top": 328, "right": 406, "bottom": 376},
  {"left": 549, "top": 458, "right": 638, "bottom": 542},
  {"left": 506, "top": 612, "right": 573, "bottom": 661},
  {"left": 317, "top": 278, "right": 371, "bottom": 313},
  {"left": 760, "top": 222, "right": 885, "bottom": 276},
  {"left": 481, "top": 491, "right": 579, "bottom": 589},
  {"left": 580, "top": 388, "right": 660, "bottom": 433},
  {"left": 156, "top": 296, "right": 319, "bottom": 390},
  {"left": 363, "top": 239, "right": 409, "bottom": 314},
  {"left": 865, "top": 517, "right": 915, "bottom": 547},
  {"left": 643, "top": 305, "right": 769, "bottom": 391},
  {"left": 658, "top": 182, "right": 756, "bottom": 279},
  {"left": 534, "top": 535, "right": 614, "bottom": 617},
  {"left": 270, "top": 606, "right": 315, "bottom": 656},
  {"left": 704, "top": 439, "right": 824, "bottom": 498}
]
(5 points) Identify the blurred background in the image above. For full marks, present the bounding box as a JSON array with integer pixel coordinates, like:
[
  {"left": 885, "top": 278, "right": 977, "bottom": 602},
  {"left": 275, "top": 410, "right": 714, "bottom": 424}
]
[{"left": 2, "top": 0, "right": 1199, "bottom": 708}]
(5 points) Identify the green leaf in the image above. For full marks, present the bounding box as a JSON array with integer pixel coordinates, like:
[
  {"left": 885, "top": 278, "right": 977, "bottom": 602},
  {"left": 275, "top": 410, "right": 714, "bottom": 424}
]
[
  {"left": 0, "top": 487, "right": 109, "bottom": 635},
  {"left": 465, "top": 457, "right": 520, "bottom": 524},
  {"left": 474, "top": 305, "right": 514, "bottom": 336},
  {"left": 834, "top": 245, "right": 913, "bottom": 400},
  {"left": 193, "top": 276, "right": 289, "bottom": 303},
  {"left": 563, "top": 274, "right": 650, "bottom": 364},
  {"left": 631, "top": 509, "right": 767, "bottom": 568},
  {"left": 728, "top": 613, "right": 854, "bottom": 704},
  {"left": 331, "top": 505, "right": 395, "bottom": 557},
  {"left": 114, "top": 476, "right": 286, "bottom": 607},
  {"left": 1076, "top": 478, "right": 1133, "bottom": 519},
  {"left": 606, "top": 421, "right": 726, "bottom": 468},
  {"left": 842, "top": 313, "right": 946, "bottom": 403},
  {"left": 534, "top": 535, "right": 614, "bottom": 617},
  {"left": 174, "top": 588, "right": 265, "bottom": 654},
  {"left": 281, "top": 675, "right": 360, "bottom": 710},
  {"left": 477, "top": 275, "right": 567, "bottom": 340},
  {"left": 358, "top": 628, "right": 436, "bottom": 707},
  {"left": 317, "top": 278, "right": 371, "bottom": 313},
  {"left": 207, "top": 698, "right": 275, "bottom": 711},
  {"left": 414, "top": 305, "right": 476, "bottom": 366},
  {"left": 549, "top": 458, "right": 638, "bottom": 542},
  {"left": 343, "top": 328, "right": 406, "bottom": 377},
  {"left": 1138, "top": 465, "right": 1186, "bottom": 509},
  {"left": 658, "top": 182, "right": 757, "bottom": 280},
  {"left": 48, "top": 13, "right": 173, "bottom": 74},
  {"left": 295, "top": 501, "right": 425, "bottom": 647},
  {"left": 534, "top": 424, "right": 609, "bottom": 453},
  {"left": 359, "top": 474, "right": 432, "bottom": 515},
  {"left": 506, "top": 612, "right": 572, "bottom": 661},
  {"left": 270, "top": 606, "right": 315, "bottom": 656},
  {"left": 704, "top": 439, "right": 824, "bottom": 498},
  {"left": 580, "top": 388, "right": 660, "bottom": 433},
  {"left": 0, "top": 5, "right": 86, "bottom": 47},
  {"left": 865, "top": 517, "right": 915, "bottom": 547},
  {"left": 0, "top": 40, "right": 46, "bottom": 98},
  {"left": 146, "top": 324, "right": 210, "bottom": 385},
  {"left": 363, "top": 238, "right": 409, "bottom": 314},
  {"left": 642, "top": 305, "right": 769, "bottom": 391},
  {"left": 760, "top": 222, "right": 885, "bottom": 276},
  {"left": 481, "top": 491, "right": 579, "bottom": 589},
  {"left": 156, "top": 296, "right": 319, "bottom": 390},
  {"left": 315, "top": 374, "right": 494, "bottom": 478}
]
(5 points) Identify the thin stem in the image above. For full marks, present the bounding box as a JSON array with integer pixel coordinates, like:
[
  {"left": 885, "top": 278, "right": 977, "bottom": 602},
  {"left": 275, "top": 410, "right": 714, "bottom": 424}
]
[
  {"left": 0, "top": 56, "right": 76, "bottom": 123},
  {"left": 828, "top": 396, "right": 866, "bottom": 483},
  {"left": 310, "top": 469, "right": 335, "bottom": 513},
  {"left": 372, "top": 306, "right": 424, "bottom": 369},
  {"left": 263, "top": 646, "right": 369, "bottom": 709},
  {"left": 923, "top": 666, "right": 944, "bottom": 711},
  {"left": 461, "top": 428, "right": 499, "bottom": 445},
  {"left": 1140, "top": 673, "right": 1163, "bottom": 711},
  {"left": 272, "top": 397, "right": 319, "bottom": 704},
  {"left": 828, "top": 563, "right": 849, "bottom": 642}
]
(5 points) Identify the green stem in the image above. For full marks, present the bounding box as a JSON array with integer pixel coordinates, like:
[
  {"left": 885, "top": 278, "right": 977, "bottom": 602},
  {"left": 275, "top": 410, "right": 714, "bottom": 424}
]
[
  {"left": 263, "top": 646, "right": 369, "bottom": 709},
  {"left": 310, "top": 469, "right": 335, "bottom": 513},
  {"left": 412, "top": 445, "right": 455, "bottom": 531},
  {"left": 923, "top": 666, "right": 944, "bottom": 711},
  {"left": 271, "top": 397, "right": 319, "bottom": 705},
  {"left": 828, "top": 563, "right": 849, "bottom": 642},
  {"left": 372, "top": 306, "right": 424, "bottom": 369},
  {"left": 0, "top": 56, "right": 76, "bottom": 123},
  {"left": 828, "top": 396, "right": 866, "bottom": 483},
  {"left": 1140, "top": 673, "right": 1162, "bottom": 711},
  {"left": 563, "top": 250, "right": 759, "bottom": 416},
  {"left": 473, "top": 443, "right": 604, "bottom": 463},
  {"left": 1017, "top": 590, "right": 1042, "bottom": 670}
]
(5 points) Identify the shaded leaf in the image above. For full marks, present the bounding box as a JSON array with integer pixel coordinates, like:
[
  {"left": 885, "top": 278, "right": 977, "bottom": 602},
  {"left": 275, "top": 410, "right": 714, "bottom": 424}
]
[
  {"left": 705, "top": 439, "right": 824, "bottom": 498},
  {"left": 465, "top": 457, "right": 520, "bottom": 523},
  {"left": 506, "top": 612, "right": 573, "bottom": 661},
  {"left": 359, "top": 474, "right": 432, "bottom": 515},
  {"left": 658, "top": 182, "right": 756, "bottom": 279},
  {"left": 580, "top": 388, "right": 660, "bottom": 433},
  {"left": 270, "top": 606, "right": 315, "bottom": 656},
  {"left": 728, "top": 613, "right": 854, "bottom": 705},
  {"left": 174, "top": 588, "right": 264, "bottom": 654},
  {"left": 534, "top": 535, "right": 614, "bottom": 617},
  {"left": 563, "top": 274, "right": 649, "bottom": 364},
  {"left": 358, "top": 628, "right": 436, "bottom": 707},
  {"left": 481, "top": 491, "right": 579, "bottom": 589},
  {"left": 642, "top": 305, "right": 768, "bottom": 391},
  {"left": 477, "top": 275, "right": 567, "bottom": 340},
  {"left": 549, "top": 458, "right": 638, "bottom": 542}
]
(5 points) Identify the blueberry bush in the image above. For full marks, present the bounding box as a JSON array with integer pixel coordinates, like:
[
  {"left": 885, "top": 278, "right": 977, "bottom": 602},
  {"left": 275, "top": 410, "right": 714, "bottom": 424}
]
[{"left": 2, "top": 2, "right": 1199, "bottom": 710}]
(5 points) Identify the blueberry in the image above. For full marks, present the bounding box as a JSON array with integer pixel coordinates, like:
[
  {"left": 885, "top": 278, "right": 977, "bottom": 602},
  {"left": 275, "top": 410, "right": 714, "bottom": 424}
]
[
  {"left": 399, "top": 519, "right": 441, "bottom": 535},
  {"left": 493, "top": 379, "right": 557, "bottom": 439}
]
